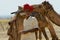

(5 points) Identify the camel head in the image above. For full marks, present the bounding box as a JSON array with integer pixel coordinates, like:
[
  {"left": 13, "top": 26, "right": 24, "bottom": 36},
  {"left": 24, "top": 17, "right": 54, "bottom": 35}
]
[
  {"left": 11, "top": 6, "right": 29, "bottom": 18},
  {"left": 42, "top": 1, "right": 53, "bottom": 10}
]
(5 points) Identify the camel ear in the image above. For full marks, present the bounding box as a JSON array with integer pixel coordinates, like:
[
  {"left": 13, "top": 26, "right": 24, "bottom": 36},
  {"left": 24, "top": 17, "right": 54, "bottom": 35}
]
[
  {"left": 11, "top": 6, "right": 23, "bottom": 14},
  {"left": 46, "top": 9, "right": 60, "bottom": 26},
  {"left": 18, "top": 6, "right": 24, "bottom": 12},
  {"left": 18, "top": 6, "right": 23, "bottom": 10}
]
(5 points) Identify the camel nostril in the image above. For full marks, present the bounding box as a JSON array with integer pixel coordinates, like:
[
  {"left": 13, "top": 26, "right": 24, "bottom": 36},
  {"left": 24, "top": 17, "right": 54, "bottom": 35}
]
[
  {"left": 8, "top": 21, "right": 12, "bottom": 25},
  {"left": 8, "top": 22, "right": 11, "bottom": 25}
]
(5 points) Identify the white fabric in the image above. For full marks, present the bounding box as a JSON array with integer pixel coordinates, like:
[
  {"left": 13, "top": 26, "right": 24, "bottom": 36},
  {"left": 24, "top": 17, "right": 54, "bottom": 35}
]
[{"left": 23, "top": 16, "right": 38, "bottom": 31}]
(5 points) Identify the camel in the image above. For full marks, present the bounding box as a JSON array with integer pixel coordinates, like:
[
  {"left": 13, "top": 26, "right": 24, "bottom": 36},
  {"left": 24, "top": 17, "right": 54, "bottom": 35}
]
[
  {"left": 7, "top": 6, "right": 39, "bottom": 40},
  {"left": 13, "top": 4, "right": 56, "bottom": 40},
  {"left": 8, "top": 1, "right": 60, "bottom": 40},
  {"left": 8, "top": 6, "right": 49, "bottom": 40},
  {"left": 23, "top": 2, "right": 59, "bottom": 40}
]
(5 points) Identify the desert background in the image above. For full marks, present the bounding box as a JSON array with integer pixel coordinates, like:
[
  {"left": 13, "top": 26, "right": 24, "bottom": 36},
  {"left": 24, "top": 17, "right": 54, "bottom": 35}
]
[{"left": 0, "top": 18, "right": 60, "bottom": 40}]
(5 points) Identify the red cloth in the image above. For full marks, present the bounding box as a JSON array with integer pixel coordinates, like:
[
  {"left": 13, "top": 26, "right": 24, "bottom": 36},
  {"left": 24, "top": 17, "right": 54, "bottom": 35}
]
[
  {"left": 29, "top": 6, "right": 34, "bottom": 12},
  {"left": 23, "top": 4, "right": 34, "bottom": 12}
]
